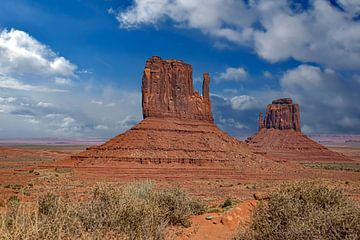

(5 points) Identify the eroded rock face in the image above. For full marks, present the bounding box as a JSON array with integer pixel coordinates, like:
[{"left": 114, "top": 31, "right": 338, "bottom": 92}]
[
  {"left": 71, "top": 56, "right": 253, "bottom": 165},
  {"left": 247, "top": 98, "right": 351, "bottom": 162},
  {"left": 142, "top": 56, "right": 213, "bottom": 122},
  {"left": 260, "top": 98, "right": 300, "bottom": 132}
]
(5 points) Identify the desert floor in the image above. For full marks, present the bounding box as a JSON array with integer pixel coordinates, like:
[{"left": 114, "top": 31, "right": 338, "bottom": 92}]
[{"left": 0, "top": 141, "right": 359, "bottom": 239}]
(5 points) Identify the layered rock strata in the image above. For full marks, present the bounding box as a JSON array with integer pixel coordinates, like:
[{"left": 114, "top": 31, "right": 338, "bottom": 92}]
[
  {"left": 247, "top": 98, "right": 351, "bottom": 162},
  {"left": 259, "top": 98, "right": 300, "bottom": 131},
  {"left": 72, "top": 56, "right": 252, "bottom": 164},
  {"left": 142, "top": 56, "right": 213, "bottom": 122}
]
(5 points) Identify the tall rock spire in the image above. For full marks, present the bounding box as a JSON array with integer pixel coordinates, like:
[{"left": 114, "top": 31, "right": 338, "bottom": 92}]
[
  {"left": 258, "top": 112, "right": 264, "bottom": 130},
  {"left": 142, "top": 56, "right": 213, "bottom": 122}
]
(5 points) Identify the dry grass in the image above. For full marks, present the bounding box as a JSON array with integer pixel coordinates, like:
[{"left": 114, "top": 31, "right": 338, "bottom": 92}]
[
  {"left": 235, "top": 182, "right": 360, "bottom": 240},
  {"left": 0, "top": 181, "right": 204, "bottom": 240},
  {"left": 303, "top": 162, "right": 360, "bottom": 172}
]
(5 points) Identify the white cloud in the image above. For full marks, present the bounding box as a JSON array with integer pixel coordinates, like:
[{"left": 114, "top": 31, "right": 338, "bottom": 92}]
[
  {"left": 218, "top": 116, "right": 248, "bottom": 130},
  {"left": 216, "top": 67, "right": 248, "bottom": 81},
  {"left": 230, "top": 95, "right": 258, "bottom": 111},
  {"left": 278, "top": 64, "right": 360, "bottom": 133},
  {"left": 280, "top": 64, "right": 325, "bottom": 90},
  {"left": 254, "top": 1, "right": 360, "bottom": 69},
  {"left": 0, "top": 29, "right": 77, "bottom": 76},
  {"left": 36, "top": 101, "right": 53, "bottom": 108},
  {"left": 61, "top": 116, "right": 75, "bottom": 127},
  {"left": 0, "top": 28, "right": 142, "bottom": 138},
  {"left": 105, "top": 102, "right": 116, "bottom": 107},
  {"left": 118, "top": 0, "right": 256, "bottom": 44},
  {"left": 0, "top": 97, "right": 16, "bottom": 103},
  {"left": 0, "top": 75, "right": 65, "bottom": 92},
  {"left": 337, "top": 0, "right": 360, "bottom": 17},
  {"left": 212, "top": 64, "right": 360, "bottom": 135},
  {"left": 55, "top": 77, "right": 72, "bottom": 85},
  {"left": 95, "top": 124, "right": 109, "bottom": 130},
  {"left": 117, "top": 0, "right": 360, "bottom": 70},
  {"left": 91, "top": 100, "right": 103, "bottom": 105}
]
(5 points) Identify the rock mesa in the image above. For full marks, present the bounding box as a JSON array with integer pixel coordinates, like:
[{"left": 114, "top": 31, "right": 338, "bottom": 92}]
[
  {"left": 259, "top": 98, "right": 300, "bottom": 132},
  {"left": 142, "top": 56, "right": 213, "bottom": 122},
  {"left": 72, "top": 56, "right": 252, "bottom": 164},
  {"left": 247, "top": 98, "right": 351, "bottom": 162}
]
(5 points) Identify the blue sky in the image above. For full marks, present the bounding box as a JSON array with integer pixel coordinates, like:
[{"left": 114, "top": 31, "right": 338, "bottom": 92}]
[{"left": 0, "top": 0, "right": 359, "bottom": 138}]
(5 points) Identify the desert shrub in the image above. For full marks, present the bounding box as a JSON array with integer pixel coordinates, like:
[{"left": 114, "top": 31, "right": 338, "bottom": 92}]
[
  {"left": 234, "top": 182, "right": 360, "bottom": 240},
  {"left": 0, "top": 181, "right": 203, "bottom": 240},
  {"left": 220, "top": 198, "right": 233, "bottom": 209},
  {"left": 80, "top": 181, "right": 167, "bottom": 239},
  {"left": 156, "top": 186, "right": 205, "bottom": 227},
  {"left": 1, "top": 192, "right": 83, "bottom": 240}
]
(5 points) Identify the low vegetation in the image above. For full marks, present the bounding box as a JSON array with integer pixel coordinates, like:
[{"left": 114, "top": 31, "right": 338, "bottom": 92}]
[
  {"left": 303, "top": 162, "right": 360, "bottom": 172},
  {"left": 234, "top": 182, "right": 360, "bottom": 240},
  {"left": 0, "top": 181, "right": 205, "bottom": 240},
  {"left": 207, "top": 198, "right": 237, "bottom": 213}
]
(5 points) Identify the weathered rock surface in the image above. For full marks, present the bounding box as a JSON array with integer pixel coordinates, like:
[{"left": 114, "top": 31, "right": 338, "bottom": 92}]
[
  {"left": 142, "top": 56, "right": 213, "bottom": 122},
  {"left": 247, "top": 98, "right": 351, "bottom": 162},
  {"left": 260, "top": 98, "right": 300, "bottom": 132},
  {"left": 72, "top": 56, "right": 252, "bottom": 164}
]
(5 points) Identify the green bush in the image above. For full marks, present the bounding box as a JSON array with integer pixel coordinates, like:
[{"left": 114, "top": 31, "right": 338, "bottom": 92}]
[
  {"left": 220, "top": 198, "right": 233, "bottom": 209},
  {"left": 0, "top": 181, "right": 204, "bottom": 240},
  {"left": 234, "top": 182, "right": 360, "bottom": 240}
]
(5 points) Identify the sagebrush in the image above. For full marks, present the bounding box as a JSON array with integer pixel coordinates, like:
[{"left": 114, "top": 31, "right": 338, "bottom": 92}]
[
  {"left": 234, "top": 182, "right": 360, "bottom": 240},
  {"left": 0, "top": 181, "right": 205, "bottom": 240}
]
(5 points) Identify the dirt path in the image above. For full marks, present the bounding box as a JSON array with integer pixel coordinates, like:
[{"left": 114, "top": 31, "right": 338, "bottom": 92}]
[{"left": 176, "top": 200, "right": 256, "bottom": 240}]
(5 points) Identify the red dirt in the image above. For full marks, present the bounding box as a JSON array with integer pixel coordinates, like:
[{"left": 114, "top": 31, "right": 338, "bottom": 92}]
[
  {"left": 1, "top": 58, "right": 360, "bottom": 239},
  {"left": 176, "top": 200, "right": 257, "bottom": 240},
  {"left": 72, "top": 117, "right": 254, "bottom": 164},
  {"left": 247, "top": 128, "right": 352, "bottom": 163}
]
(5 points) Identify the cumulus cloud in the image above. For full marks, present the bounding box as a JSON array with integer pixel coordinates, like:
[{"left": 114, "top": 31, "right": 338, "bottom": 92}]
[
  {"left": 117, "top": 0, "right": 360, "bottom": 70},
  {"left": 215, "top": 67, "right": 248, "bottom": 81},
  {"left": 0, "top": 29, "right": 77, "bottom": 76},
  {"left": 0, "top": 28, "right": 142, "bottom": 138},
  {"left": 0, "top": 75, "right": 65, "bottom": 92},
  {"left": 279, "top": 64, "right": 360, "bottom": 133},
  {"left": 254, "top": 1, "right": 360, "bottom": 69},
  {"left": 230, "top": 95, "right": 259, "bottom": 111},
  {"left": 118, "top": 0, "right": 256, "bottom": 44},
  {"left": 211, "top": 63, "right": 360, "bottom": 135},
  {"left": 210, "top": 94, "right": 262, "bottom": 138}
]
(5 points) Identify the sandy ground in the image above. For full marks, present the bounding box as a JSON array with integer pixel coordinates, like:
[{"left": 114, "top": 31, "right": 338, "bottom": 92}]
[{"left": 0, "top": 143, "right": 359, "bottom": 239}]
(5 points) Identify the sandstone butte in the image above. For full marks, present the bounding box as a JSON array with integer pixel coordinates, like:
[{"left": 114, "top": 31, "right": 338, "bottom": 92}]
[
  {"left": 72, "top": 56, "right": 254, "bottom": 164},
  {"left": 246, "top": 98, "right": 352, "bottom": 162}
]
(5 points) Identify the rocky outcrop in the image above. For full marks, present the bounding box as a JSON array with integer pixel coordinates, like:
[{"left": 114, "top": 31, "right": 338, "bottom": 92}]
[
  {"left": 260, "top": 98, "right": 300, "bottom": 132},
  {"left": 142, "top": 56, "right": 213, "bottom": 122},
  {"left": 247, "top": 98, "right": 351, "bottom": 162},
  {"left": 258, "top": 112, "right": 264, "bottom": 130},
  {"left": 72, "top": 56, "right": 252, "bottom": 164}
]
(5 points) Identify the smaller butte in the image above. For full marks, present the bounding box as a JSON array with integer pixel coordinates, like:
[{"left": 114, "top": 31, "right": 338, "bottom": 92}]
[{"left": 247, "top": 98, "right": 351, "bottom": 162}]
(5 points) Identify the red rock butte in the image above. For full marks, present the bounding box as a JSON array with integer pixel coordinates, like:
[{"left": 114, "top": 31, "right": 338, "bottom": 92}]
[
  {"left": 247, "top": 98, "right": 351, "bottom": 162},
  {"left": 72, "top": 56, "right": 252, "bottom": 164}
]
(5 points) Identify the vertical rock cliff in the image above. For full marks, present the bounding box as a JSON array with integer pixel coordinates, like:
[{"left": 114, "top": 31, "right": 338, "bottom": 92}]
[
  {"left": 248, "top": 98, "right": 350, "bottom": 162},
  {"left": 72, "top": 56, "right": 252, "bottom": 164},
  {"left": 142, "top": 56, "right": 213, "bottom": 122},
  {"left": 259, "top": 98, "right": 300, "bottom": 132}
]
